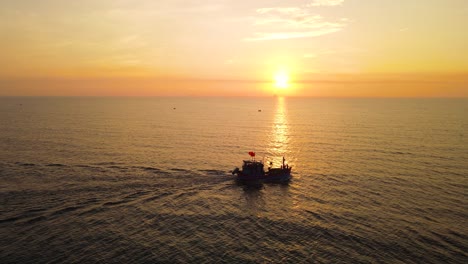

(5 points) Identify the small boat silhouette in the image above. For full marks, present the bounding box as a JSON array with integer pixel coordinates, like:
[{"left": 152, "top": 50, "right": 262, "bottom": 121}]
[{"left": 232, "top": 152, "right": 291, "bottom": 183}]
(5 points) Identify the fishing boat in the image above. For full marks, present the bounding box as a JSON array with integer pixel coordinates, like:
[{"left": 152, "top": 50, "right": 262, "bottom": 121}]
[{"left": 232, "top": 152, "right": 292, "bottom": 183}]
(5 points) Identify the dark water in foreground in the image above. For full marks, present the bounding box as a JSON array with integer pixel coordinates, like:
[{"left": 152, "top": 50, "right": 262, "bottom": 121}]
[{"left": 1, "top": 97, "right": 467, "bottom": 263}]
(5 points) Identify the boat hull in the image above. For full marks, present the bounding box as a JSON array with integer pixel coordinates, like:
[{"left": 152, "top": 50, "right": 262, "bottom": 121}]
[{"left": 236, "top": 168, "right": 291, "bottom": 183}]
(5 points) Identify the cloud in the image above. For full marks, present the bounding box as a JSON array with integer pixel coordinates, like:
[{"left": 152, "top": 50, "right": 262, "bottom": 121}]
[
  {"left": 245, "top": 6, "right": 346, "bottom": 41},
  {"left": 246, "top": 28, "right": 342, "bottom": 41},
  {"left": 308, "top": 0, "right": 345, "bottom": 6},
  {"left": 256, "top": 7, "right": 302, "bottom": 15}
]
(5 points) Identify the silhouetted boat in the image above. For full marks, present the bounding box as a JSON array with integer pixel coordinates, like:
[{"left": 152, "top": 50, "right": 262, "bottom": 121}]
[{"left": 232, "top": 152, "right": 292, "bottom": 183}]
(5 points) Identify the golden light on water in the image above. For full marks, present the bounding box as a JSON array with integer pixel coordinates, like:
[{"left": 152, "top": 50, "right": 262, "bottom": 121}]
[{"left": 268, "top": 97, "right": 289, "bottom": 166}]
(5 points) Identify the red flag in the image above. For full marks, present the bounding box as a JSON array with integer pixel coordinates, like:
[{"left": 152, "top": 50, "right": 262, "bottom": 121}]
[{"left": 248, "top": 151, "right": 255, "bottom": 157}]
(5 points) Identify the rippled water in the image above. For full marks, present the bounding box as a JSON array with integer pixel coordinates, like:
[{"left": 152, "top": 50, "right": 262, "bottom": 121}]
[{"left": 1, "top": 97, "right": 467, "bottom": 263}]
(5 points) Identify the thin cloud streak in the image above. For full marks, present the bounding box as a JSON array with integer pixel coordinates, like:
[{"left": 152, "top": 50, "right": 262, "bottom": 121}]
[
  {"left": 308, "top": 0, "right": 345, "bottom": 7},
  {"left": 245, "top": 5, "right": 346, "bottom": 41},
  {"left": 245, "top": 28, "right": 342, "bottom": 41}
]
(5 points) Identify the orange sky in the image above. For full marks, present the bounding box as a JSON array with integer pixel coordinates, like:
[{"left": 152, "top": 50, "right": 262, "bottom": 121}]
[{"left": 1, "top": 0, "right": 467, "bottom": 97}]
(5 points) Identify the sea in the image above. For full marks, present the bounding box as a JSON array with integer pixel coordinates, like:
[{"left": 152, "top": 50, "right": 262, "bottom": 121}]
[{"left": 1, "top": 97, "right": 467, "bottom": 263}]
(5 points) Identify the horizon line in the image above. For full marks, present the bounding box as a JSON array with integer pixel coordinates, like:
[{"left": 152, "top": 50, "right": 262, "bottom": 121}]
[{"left": 1, "top": 95, "right": 467, "bottom": 99}]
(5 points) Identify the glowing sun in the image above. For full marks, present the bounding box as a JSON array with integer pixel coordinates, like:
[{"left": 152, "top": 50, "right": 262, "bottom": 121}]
[{"left": 274, "top": 71, "right": 289, "bottom": 89}]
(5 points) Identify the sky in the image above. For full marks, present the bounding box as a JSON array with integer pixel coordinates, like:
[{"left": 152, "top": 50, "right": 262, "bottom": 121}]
[{"left": 0, "top": 0, "right": 467, "bottom": 97}]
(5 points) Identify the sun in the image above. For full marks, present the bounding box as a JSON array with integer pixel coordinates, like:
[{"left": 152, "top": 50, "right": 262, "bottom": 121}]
[{"left": 274, "top": 71, "right": 289, "bottom": 89}]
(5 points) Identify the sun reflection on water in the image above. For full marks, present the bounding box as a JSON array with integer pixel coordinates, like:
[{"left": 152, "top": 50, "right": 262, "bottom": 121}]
[{"left": 268, "top": 97, "right": 290, "bottom": 167}]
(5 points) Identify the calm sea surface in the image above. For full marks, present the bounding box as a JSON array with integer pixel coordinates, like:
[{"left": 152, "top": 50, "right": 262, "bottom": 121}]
[{"left": 1, "top": 97, "right": 467, "bottom": 263}]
